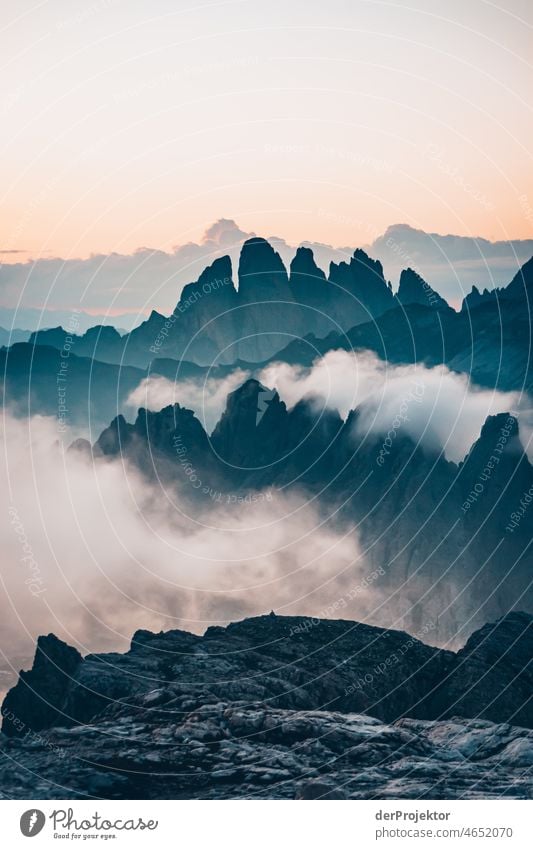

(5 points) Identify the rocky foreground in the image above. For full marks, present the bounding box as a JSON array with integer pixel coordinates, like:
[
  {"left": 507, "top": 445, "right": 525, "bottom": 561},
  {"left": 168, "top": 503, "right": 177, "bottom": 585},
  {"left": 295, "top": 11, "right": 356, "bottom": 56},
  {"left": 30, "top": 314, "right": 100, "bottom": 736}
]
[{"left": 0, "top": 612, "right": 531, "bottom": 799}]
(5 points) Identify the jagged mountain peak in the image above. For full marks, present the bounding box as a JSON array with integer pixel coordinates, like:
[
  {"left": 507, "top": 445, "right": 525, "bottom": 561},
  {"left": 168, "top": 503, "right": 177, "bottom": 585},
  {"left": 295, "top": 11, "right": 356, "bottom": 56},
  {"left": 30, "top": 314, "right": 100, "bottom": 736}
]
[
  {"left": 506, "top": 253, "right": 533, "bottom": 299},
  {"left": 238, "top": 238, "right": 287, "bottom": 277},
  {"left": 2, "top": 611, "right": 532, "bottom": 798},
  {"left": 2, "top": 611, "right": 532, "bottom": 741},
  {"left": 1, "top": 633, "right": 83, "bottom": 738},
  {"left": 459, "top": 411, "right": 521, "bottom": 473},
  {"left": 397, "top": 267, "right": 451, "bottom": 310},
  {"left": 85, "top": 385, "right": 533, "bottom": 640},
  {"left": 83, "top": 324, "right": 122, "bottom": 341},
  {"left": 352, "top": 247, "right": 385, "bottom": 277},
  {"left": 461, "top": 254, "right": 533, "bottom": 311},
  {"left": 328, "top": 248, "right": 394, "bottom": 319},
  {"left": 134, "top": 402, "right": 208, "bottom": 441},
  {"left": 236, "top": 237, "right": 293, "bottom": 312},
  {"left": 190, "top": 253, "right": 233, "bottom": 288},
  {"left": 459, "top": 411, "right": 529, "bottom": 525},
  {"left": 210, "top": 378, "right": 279, "bottom": 462},
  {"left": 290, "top": 245, "right": 326, "bottom": 281}
]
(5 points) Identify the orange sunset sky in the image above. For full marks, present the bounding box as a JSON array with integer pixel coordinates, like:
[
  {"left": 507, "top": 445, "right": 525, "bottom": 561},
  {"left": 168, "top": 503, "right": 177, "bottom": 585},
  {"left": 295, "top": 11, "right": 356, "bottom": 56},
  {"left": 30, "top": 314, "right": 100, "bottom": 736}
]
[{"left": 1, "top": 0, "right": 532, "bottom": 264}]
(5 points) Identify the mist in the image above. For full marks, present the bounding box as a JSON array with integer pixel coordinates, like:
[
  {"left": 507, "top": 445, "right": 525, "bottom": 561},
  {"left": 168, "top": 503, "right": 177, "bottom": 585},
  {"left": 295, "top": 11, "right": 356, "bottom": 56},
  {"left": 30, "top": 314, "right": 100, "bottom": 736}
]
[
  {"left": 0, "top": 410, "right": 381, "bottom": 677},
  {"left": 126, "top": 350, "right": 530, "bottom": 461},
  {"left": 259, "top": 350, "right": 530, "bottom": 462},
  {"left": 3, "top": 348, "right": 530, "bottom": 679},
  {"left": 126, "top": 370, "right": 251, "bottom": 433}
]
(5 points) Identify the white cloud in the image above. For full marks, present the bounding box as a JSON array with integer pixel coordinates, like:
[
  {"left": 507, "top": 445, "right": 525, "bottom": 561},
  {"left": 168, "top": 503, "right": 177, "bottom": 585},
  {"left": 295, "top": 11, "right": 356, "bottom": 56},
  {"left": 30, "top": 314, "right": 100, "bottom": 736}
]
[
  {"left": 125, "top": 350, "right": 531, "bottom": 463},
  {"left": 0, "top": 411, "right": 373, "bottom": 670},
  {"left": 259, "top": 350, "right": 529, "bottom": 462},
  {"left": 126, "top": 370, "right": 251, "bottom": 433}
]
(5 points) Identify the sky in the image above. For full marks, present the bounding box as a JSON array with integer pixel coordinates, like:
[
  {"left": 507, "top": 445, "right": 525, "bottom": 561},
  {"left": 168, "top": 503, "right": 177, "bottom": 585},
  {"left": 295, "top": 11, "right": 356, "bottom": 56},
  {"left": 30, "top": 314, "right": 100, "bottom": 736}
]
[{"left": 1, "top": 0, "right": 532, "bottom": 268}]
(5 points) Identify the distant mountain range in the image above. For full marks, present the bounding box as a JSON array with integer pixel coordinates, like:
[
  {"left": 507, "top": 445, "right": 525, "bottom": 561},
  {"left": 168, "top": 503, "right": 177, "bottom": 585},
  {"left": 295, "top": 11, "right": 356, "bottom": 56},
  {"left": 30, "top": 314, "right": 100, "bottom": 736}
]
[
  {"left": 2, "top": 235, "right": 531, "bottom": 440},
  {"left": 20, "top": 237, "right": 533, "bottom": 396},
  {"left": 2, "top": 220, "right": 533, "bottom": 323},
  {"left": 27, "top": 239, "right": 400, "bottom": 366},
  {"left": 369, "top": 223, "right": 533, "bottom": 294}
]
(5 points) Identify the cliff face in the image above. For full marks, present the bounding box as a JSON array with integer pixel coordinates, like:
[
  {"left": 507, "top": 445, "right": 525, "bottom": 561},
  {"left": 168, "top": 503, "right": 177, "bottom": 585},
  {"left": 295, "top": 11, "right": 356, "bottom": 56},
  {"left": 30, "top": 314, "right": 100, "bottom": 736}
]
[
  {"left": 1, "top": 613, "right": 531, "bottom": 800},
  {"left": 1, "top": 634, "right": 82, "bottom": 737},
  {"left": 396, "top": 268, "right": 451, "bottom": 312}
]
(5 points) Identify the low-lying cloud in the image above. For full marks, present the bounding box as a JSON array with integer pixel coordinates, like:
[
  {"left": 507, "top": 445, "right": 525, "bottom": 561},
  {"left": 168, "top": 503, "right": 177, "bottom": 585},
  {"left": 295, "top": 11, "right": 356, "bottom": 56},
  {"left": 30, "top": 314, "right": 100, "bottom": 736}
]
[
  {"left": 259, "top": 350, "right": 530, "bottom": 463},
  {"left": 126, "top": 370, "right": 250, "bottom": 432},
  {"left": 126, "top": 350, "right": 530, "bottom": 462},
  {"left": 0, "top": 410, "right": 379, "bottom": 677}
]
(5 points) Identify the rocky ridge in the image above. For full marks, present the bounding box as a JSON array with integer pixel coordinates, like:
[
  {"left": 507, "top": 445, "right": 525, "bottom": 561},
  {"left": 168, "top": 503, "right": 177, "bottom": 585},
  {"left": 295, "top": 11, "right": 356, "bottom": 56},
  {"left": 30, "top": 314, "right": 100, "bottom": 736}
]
[{"left": 0, "top": 612, "right": 531, "bottom": 800}]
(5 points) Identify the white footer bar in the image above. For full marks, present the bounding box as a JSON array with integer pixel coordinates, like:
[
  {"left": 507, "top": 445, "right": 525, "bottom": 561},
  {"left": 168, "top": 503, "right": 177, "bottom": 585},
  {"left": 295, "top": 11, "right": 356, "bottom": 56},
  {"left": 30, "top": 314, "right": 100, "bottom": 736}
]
[{"left": 0, "top": 799, "right": 531, "bottom": 848}]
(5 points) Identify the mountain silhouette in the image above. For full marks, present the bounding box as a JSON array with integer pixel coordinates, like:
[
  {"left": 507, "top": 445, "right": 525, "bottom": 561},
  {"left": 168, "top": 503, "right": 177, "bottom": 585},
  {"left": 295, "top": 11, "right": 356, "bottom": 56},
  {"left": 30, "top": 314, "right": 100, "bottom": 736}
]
[{"left": 22, "top": 240, "right": 533, "bottom": 397}]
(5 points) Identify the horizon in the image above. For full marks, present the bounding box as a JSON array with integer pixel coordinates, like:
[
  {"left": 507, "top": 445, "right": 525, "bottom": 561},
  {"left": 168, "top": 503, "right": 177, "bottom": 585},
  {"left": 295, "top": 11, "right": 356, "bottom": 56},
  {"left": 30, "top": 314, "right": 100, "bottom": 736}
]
[
  {"left": 1, "top": 217, "right": 533, "bottom": 267},
  {"left": 1, "top": 217, "right": 533, "bottom": 325}
]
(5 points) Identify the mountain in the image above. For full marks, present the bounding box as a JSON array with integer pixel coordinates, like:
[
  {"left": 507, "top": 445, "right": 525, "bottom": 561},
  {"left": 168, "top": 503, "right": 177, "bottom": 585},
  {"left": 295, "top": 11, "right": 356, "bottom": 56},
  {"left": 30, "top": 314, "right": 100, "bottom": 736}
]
[
  {"left": 289, "top": 245, "right": 327, "bottom": 311},
  {"left": 0, "top": 612, "right": 531, "bottom": 799},
  {"left": 396, "top": 268, "right": 452, "bottom": 312},
  {"left": 3, "top": 221, "right": 533, "bottom": 322},
  {"left": 26, "top": 239, "right": 397, "bottom": 368},
  {"left": 22, "top": 240, "right": 533, "bottom": 397},
  {"left": 0, "top": 307, "right": 142, "bottom": 334},
  {"left": 328, "top": 248, "right": 394, "bottom": 322},
  {"left": 270, "top": 264, "right": 533, "bottom": 393},
  {"left": 0, "top": 343, "right": 231, "bottom": 435}
]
